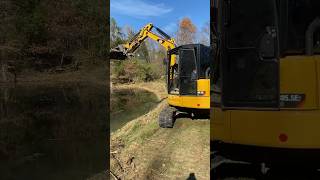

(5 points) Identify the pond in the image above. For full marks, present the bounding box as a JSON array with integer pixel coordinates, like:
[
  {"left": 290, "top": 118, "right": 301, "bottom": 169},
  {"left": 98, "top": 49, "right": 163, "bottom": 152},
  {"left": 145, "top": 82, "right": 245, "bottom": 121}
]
[
  {"left": 0, "top": 83, "right": 107, "bottom": 180},
  {"left": 110, "top": 88, "right": 159, "bottom": 132},
  {"left": 0, "top": 84, "right": 159, "bottom": 179}
]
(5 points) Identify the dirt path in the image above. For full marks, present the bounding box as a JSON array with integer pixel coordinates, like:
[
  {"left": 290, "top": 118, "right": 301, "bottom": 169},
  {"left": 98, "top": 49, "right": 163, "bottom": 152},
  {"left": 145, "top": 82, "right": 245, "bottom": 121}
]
[
  {"left": 133, "top": 119, "right": 210, "bottom": 180},
  {"left": 110, "top": 81, "right": 210, "bottom": 180}
]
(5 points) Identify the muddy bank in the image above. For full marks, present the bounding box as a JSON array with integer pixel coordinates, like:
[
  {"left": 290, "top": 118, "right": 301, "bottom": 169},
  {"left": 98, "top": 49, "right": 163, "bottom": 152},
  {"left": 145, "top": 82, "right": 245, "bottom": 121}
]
[{"left": 110, "top": 81, "right": 210, "bottom": 180}]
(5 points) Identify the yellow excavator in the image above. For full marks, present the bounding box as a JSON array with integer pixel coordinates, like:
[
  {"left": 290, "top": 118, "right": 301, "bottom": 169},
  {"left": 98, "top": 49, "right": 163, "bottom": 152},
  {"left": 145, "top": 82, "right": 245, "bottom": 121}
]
[
  {"left": 110, "top": 23, "right": 211, "bottom": 128},
  {"left": 211, "top": 0, "right": 320, "bottom": 172}
]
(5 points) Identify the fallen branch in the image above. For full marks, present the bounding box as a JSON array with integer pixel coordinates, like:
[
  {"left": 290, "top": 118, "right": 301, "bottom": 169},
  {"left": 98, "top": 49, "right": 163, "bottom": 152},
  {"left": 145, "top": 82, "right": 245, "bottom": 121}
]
[
  {"left": 151, "top": 169, "right": 170, "bottom": 177},
  {"left": 111, "top": 153, "right": 124, "bottom": 172},
  {"left": 110, "top": 170, "right": 120, "bottom": 180}
]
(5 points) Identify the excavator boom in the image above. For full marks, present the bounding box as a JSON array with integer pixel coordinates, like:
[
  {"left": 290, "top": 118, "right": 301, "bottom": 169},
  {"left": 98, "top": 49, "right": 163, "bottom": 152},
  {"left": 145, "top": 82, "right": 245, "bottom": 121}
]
[{"left": 110, "top": 23, "right": 176, "bottom": 60}]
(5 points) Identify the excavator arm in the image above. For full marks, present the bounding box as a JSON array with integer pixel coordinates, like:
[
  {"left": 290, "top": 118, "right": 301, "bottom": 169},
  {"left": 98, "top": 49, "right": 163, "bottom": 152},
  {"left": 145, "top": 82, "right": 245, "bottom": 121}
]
[{"left": 110, "top": 23, "right": 176, "bottom": 61}]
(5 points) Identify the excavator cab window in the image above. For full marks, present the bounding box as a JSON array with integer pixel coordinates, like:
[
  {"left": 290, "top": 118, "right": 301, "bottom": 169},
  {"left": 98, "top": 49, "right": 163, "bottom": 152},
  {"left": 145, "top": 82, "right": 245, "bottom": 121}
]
[
  {"left": 168, "top": 44, "right": 210, "bottom": 96},
  {"left": 216, "top": 0, "right": 279, "bottom": 108},
  {"left": 278, "top": 0, "right": 320, "bottom": 55},
  {"left": 168, "top": 49, "right": 180, "bottom": 94},
  {"left": 168, "top": 46, "right": 197, "bottom": 95},
  {"left": 179, "top": 48, "right": 197, "bottom": 95},
  {"left": 168, "top": 45, "right": 205, "bottom": 96}
]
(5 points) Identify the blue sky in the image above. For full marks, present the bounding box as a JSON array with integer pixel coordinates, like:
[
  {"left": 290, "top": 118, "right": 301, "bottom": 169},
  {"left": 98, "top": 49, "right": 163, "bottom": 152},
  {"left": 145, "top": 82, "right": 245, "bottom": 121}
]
[{"left": 110, "top": 0, "right": 210, "bottom": 36}]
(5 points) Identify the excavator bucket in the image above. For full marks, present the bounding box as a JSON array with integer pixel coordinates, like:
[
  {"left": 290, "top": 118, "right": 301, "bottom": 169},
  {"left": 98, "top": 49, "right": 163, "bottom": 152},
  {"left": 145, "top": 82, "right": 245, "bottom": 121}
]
[
  {"left": 110, "top": 45, "right": 128, "bottom": 60},
  {"left": 110, "top": 50, "right": 127, "bottom": 60}
]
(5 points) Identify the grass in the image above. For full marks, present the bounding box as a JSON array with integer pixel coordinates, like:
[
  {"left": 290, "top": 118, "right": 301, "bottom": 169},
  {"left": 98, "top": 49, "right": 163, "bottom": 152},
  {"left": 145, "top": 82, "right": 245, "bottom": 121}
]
[
  {"left": 110, "top": 81, "right": 210, "bottom": 180},
  {"left": 122, "top": 112, "right": 160, "bottom": 145},
  {"left": 111, "top": 81, "right": 167, "bottom": 146}
]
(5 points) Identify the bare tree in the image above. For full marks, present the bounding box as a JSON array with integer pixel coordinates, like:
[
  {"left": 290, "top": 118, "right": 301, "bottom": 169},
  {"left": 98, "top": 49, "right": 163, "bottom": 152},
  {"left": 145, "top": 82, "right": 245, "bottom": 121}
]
[
  {"left": 123, "top": 25, "right": 135, "bottom": 40},
  {"left": 123, "top": 25, "right": 150, "bottom": 62},
  {"left": 110, "top": 17, "right": 124, "bottom": 47},
  {"left": 0, "top": 0, "right": 18, "bottom": 82},
  {"left": 176, "top": 17, "right": 197, "bottom": 46},
  {"left": 198, "top": 22, "right": 210, "bottom": 46}
]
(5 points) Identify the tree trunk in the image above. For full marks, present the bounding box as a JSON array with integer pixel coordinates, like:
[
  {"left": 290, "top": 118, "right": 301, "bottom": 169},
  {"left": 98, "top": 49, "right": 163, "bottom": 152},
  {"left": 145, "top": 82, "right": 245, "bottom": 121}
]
[
  {"left": 60, "top": 53, "right": 65, "bottom": 67},
  {"left": 1, "top": 64, "right": 8, "bottom": 82},
  {"left": 0, "top": 50, "right": 8, "bottom": 82},
  {"left": 0, "top": 87, "right": 9, "bottom": 119}
]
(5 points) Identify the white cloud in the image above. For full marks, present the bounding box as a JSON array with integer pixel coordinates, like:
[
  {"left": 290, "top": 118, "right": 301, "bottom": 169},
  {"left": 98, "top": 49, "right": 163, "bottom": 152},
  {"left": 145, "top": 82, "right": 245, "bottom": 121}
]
[{"left": 111, "top": 0, "right": 173, "bottom": 18}]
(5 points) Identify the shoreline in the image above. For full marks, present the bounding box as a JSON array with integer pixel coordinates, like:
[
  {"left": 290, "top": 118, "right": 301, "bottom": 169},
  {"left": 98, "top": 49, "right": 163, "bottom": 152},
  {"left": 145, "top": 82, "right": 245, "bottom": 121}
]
[
  {"left": 111, "top": 80, "right": 167, "bottom": 101},
  {"left": 0, "top": 61, "right": 108, "bottom": 86},
  {"left": 110, "top": 80, "right": 167, "bottom": 136},
  {"left": 110, "top": 81, "right": 168, "bottom": 179}
]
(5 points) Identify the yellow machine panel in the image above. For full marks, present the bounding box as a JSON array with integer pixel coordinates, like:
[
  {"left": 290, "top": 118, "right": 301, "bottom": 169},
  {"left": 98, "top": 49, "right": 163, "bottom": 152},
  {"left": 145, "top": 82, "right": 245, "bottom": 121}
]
[
  {"left": 229, "top": 110, "right": 320, "bottom": 149},
  {"left": 168, "top": 79, "right": 210, "bottom": 109},
  {"left": 210, "top": 0, "right": 320, "bottom": 167},
  {"left": 211, "top": 108, "right": 231, "bottom": 143},
  {"left": 168, "top": 95, "right": 209, "bottom": 109},
  {"left": 211, "top": 56, "right": 320, "bottom": 149},
  {"left": 280, "top": 56, "right": 319, "bottom": 109}
]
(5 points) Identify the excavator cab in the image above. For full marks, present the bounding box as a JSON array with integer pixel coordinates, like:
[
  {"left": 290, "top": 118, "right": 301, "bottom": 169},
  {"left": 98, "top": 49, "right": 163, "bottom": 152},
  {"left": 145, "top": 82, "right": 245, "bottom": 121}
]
[
  {"left": 215, "top": 0, "right": 279, "bottom": 108},
  {"left": 159, "top": 44, "right": 211, "bottom": 128},
  {"left": 167, "top": 44, "right": 211, "bottom": 97},
  {"left": 211, "top": 0, "right": 320, "bottom": 170}
]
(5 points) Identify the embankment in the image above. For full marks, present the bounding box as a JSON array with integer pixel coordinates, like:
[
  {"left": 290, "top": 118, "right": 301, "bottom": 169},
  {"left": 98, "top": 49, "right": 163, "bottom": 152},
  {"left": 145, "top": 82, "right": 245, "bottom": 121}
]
[{"left": 110, "top": 81, "right": 210, "bottom": 180}]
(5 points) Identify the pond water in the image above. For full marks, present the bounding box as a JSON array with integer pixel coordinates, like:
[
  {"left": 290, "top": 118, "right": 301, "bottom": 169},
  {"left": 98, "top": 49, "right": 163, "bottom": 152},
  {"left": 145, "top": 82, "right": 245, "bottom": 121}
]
[
  {"left": 0, "top": 84, "right": 107, "bottom": 180},
  {"left": 110, "top": 89, "right": 158, "bottom": 132},
  {"left": 0, "top": 84, "right": 158, "bottom": 179}
]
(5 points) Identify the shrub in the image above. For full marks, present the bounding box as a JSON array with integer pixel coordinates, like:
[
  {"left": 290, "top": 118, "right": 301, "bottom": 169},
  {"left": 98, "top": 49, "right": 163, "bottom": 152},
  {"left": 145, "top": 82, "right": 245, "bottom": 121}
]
[{"left": 111, "top": 59, "right": 164, "bottom": 83}]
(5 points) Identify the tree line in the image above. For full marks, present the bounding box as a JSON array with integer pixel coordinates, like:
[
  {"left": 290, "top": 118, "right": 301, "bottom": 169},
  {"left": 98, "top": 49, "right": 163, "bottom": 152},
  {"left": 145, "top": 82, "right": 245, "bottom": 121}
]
[
  {"left": 110, "top": 17, "right": 209, "bottom": 83},
  {"left": 110, "top": 17, "right": 210, "bottom": 59},
  {"left": 0, "top": 0, "right": 108, "bottom": 82}
]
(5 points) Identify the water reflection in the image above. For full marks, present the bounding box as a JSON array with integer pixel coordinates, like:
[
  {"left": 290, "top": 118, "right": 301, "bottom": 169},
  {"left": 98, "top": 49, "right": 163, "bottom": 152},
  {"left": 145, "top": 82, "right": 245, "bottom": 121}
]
[{"left": 0, "top": 84, "right": 107, "bottom": 180}]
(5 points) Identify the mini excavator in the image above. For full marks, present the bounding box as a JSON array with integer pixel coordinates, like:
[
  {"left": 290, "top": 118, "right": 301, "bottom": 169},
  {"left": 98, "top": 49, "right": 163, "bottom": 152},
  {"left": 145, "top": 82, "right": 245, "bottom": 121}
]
[{"left": 110, "top": 23, "right": 211, "bottom": 128}]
